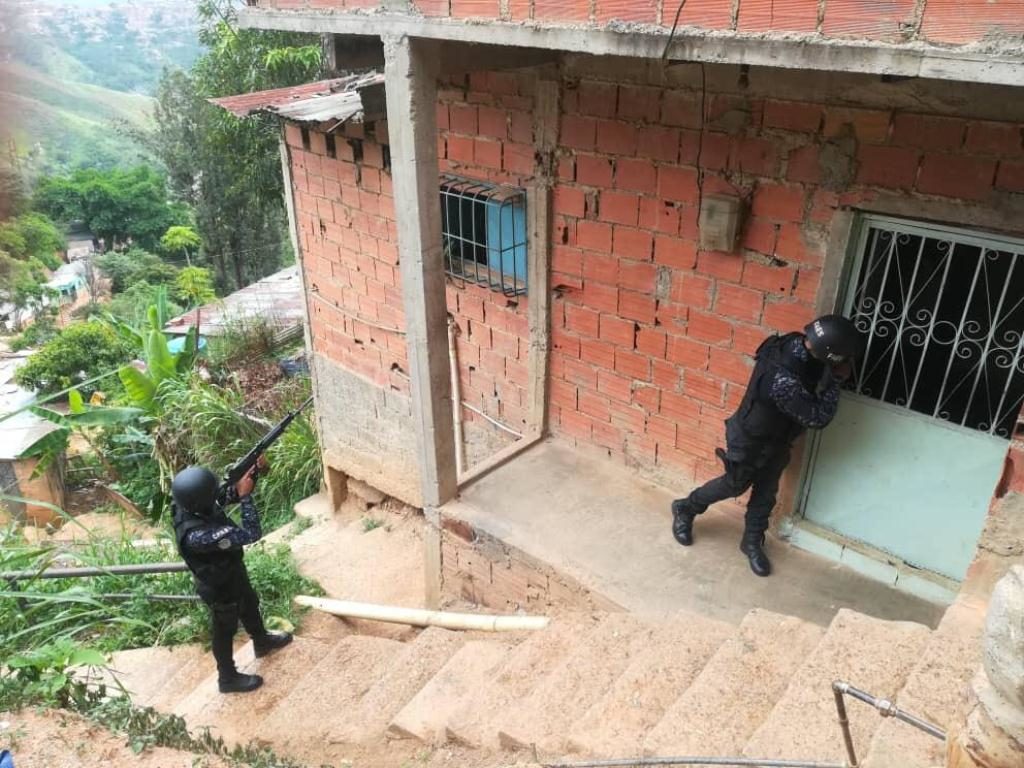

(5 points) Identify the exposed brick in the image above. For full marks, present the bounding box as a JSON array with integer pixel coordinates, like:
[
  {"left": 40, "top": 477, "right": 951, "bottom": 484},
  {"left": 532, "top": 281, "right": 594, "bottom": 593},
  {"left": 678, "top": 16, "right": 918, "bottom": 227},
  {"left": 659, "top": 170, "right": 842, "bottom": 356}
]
[
  {"left": 510, "top": 111, "right": 532, "bottom": 143},
  {"left": 616, "top": 348, "right": 652, "bottom": 381},
  {"left": 577, "top": 154, "right": 614, "bottom": 187},
  {"left": 636, "top": 328, "right": 667, "bottom": 359},
  {"left": 668, "top": 335, "right": 710, "bottom": 369},
  {"left": 714, "top": 283, "right": 764, "bottom": 323},
  {"left": 613, "top": 226, "right": 654, "bottom": 261},
  {"left": 920, "top": 1, "right": 1024, "bottom": 45},
  {"left": 600, "top": 191, "right": 641, "bottom": 226},
  {"left": 474, "top": 138, "right": 503, "bottom": 169},
  {"left": 616, "top": 157, "right": 658, "bottom": 194},
  {"left": 751, "top": 184, "right": 806, "bottom": 222},
  {"left": 504, "top": 142, "right": 535, "bottom": 175},
  {"left": 738, "top": 1, "right": 818, "bottom": 31},
  {"left": 708, "top": 348, "right": 753, "bottom": 386},
  {"left": 619, "top": 290, "right": 657, "bottom": 324},
  {"left": 577, "top": 81, "right": 618, "bottom": 118},
  {"left": 856, "top": 145, "right": 920, "bottom": 189},
  {"left": 917, "top": 154, "right": 997, "bottom": 201},
  {"left": 764, "top": 301, "right": 815, "bottom": 332},
  {"left": 633, "top": 384, "right": 661, "bottom": 413},
  {"left": 652, "top": 358, "right": 678, "bottom": 389},
  {"left": 891, "top": 113, "right": 965, "bottom": 151},
  {"left": 637, "top": 126, "right": 681, "bottom": 163},
  {"left": 583, "top": 281, "right": 619, "bottom": 313},
  {"left": 640, "top": 198, "right": 681, "bottom": 235},
  {"left": 450, "top": 104, "right": 478, "bottom": 134},
  {"left": 285, "top": 123, "right": 304, "bottom": 148},
  {"left": 732, "top": 138, "right": 779, "bottom": 177},
  {"left": 552, "top": 327, "right": 581, "bottom": 359},
  {"left": 577, "top": 220, "right": 613, "bottom": 252},
  {"left": 598, "top": 369, "right": 634, "bottom": 403},
  {"left": 448, "top": 135, "right": 474, "bottom": 163},
  {"left": 655, "top": 235, "right": 698, "bottom": 270},
  {"left": 822, "top": 0, "right": 917, "bottom": 42},
  {"left": 451, "top": 0, "right": 500, "bottom": 17},
  {"left": 661, "top": 390, "right": 701, "bottom": 423},
  {"left": 763, "top": 100, "right": 823, "bottom": 133},
  {"left": 658, "top": 165, "right": 700, "bottom": 204},
  {"left": 477, "top": 106, "right": 508, "bottom": 139},
  {"left": 581, "top": 338, "right": 615, "bottom": 369},
  {"left": 700, "top": 133, "right": 732, "bottom": 171},
  {"left": 996, "top": 160, "right": 1024, "bottom": 192},
  {"left": 564, "top": 357, "right": 598, "bottom": 389},
  {"left": 554, "top": 186, "right": 587, "bottom": 218},
  {"left": 562, "top": 115, "right": 598, "bottom": 151},
  {"left": 688, "top": 310, "right": 733, "bottom": 345},
  {"left": 786, "top": 145, "right": 821, "bottom": 184},
  {"left": 582, "top": 252, "right": 619, "bottom": 285},
  {"left": 534, "top": 0, "right": 590, "bottom": 22},
  {"left": 679, "top": 129, "right": 701, "bottom": 165},
  {"left": 664, "top": 0, "right": 733, "bottom": 29},
  {"left": 823, "top": 107, "right": 891, "bottom": 144},
  {"left": 965, "top": 122, "right": 1024, "bottom": 156},
  {"left": 683, "top": 371, "right": 725, "bottom": 407},
  {"left": 662, "top": 90, "right": 701, "bottom": 129},
  {"left": 566, "top": 303, "right": 600, "bottom": 337},
  {"left": 619, "top": 260, "right": 657, "bottom": 292},
  {"left": 596, "top": 120, "right": 639, "bottom": 156},
  {"left": 793, "top": 267, "right": 822, "bottom": 304},
  {"left": 609, "top": 401, "right": 646, "bottom": 435},
  {"left": 596, "top": 0, "right": 656, "bottom": 24},
  {"left": 742, "top": 260, "right": 796, "bottom": 295},
  {"left": 551, "top": 378, "right": 579, "bottom": 409},
  {"left": 617, "top": 85, "right": 662, "bottom": 123},
  {"left": 670, "top": 273, "right": 712, "bottom": 308},
  {"left": 579, "top": 390, "right": 612, "bottom": 422},
  {"left": 696, "top": 250, "right": 743, "bottom": 282},
  {"left": 591, "top": 419, "right": 624, "bottom": 451},
  {"left": 732, "top": 322, "right": 767, "bottom": 356},
  {"left": 599, "top": 314, "right": 636, "bottom": 348}
]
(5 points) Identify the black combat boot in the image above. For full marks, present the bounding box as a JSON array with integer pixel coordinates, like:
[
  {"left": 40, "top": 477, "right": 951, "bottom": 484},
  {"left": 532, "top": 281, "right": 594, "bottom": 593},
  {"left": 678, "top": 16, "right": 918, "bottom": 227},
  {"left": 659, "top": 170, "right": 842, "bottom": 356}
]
[
  {"left": 671, "top": 499, "right": 700, "bottom": 546},
  {"left": 253, "top": 630, "right": 293, "bottom": 658},
  {"left": 740, "top": 530, "right": 772, "bottom": 577},
  {"left": 219, "top": 672, "right": 263, "bottom": 694}
]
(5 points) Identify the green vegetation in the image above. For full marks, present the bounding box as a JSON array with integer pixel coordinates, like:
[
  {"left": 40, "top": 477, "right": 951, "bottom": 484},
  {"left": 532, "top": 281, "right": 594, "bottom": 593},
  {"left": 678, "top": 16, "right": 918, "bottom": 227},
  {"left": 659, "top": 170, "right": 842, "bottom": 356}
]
[
  {"left": 13, "top": 321, "right": 135, "bottom": 395},
  {"left": 95, "top": 249, "right": 180, "bottom": 293}
]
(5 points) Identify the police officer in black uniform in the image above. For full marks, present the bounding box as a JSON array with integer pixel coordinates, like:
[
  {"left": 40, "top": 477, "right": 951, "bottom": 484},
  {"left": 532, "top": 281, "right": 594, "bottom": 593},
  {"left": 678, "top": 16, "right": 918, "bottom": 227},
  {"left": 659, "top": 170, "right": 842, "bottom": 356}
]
[
  {"left": 670, "top": 314, "right": 862, "bottom": 577},
  {"left": 171, "top": 462, "right": 293, "bottom": 693}
]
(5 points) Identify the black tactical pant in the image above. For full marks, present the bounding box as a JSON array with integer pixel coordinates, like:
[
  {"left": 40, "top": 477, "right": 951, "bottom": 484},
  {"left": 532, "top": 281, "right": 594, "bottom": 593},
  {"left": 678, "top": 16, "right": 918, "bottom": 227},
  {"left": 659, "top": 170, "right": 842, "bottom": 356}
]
[
  {"left": 200, "top": 568, "right": 267, "bottom": 679},
  {"left": 687, "top": 448, "right": 791, "bottom": 536}
]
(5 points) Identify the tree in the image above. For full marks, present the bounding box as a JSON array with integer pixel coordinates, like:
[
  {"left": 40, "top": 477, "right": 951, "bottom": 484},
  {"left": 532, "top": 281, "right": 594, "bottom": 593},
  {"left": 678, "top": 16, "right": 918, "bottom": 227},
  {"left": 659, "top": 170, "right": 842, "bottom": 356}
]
[
  {"left": 95, "top": 248, "right": 179, "bottom": 293},
  {"left": 34, "top": 167, "right": 185, "bottom": 252},
  {"left": 174, "top": 266, "right": 216, "bottom": 308},
  {"left": 0, "top": 213, "right": 64, "bottom": 269},
  {"left": 160, "top": 225, "right": 201, "bottom": 266},
  {"left": 145, "top": 0, "right": 320, "bottom": 293},
  {"left": 13, "top": 321, "right": 135, "bottom": 395}
]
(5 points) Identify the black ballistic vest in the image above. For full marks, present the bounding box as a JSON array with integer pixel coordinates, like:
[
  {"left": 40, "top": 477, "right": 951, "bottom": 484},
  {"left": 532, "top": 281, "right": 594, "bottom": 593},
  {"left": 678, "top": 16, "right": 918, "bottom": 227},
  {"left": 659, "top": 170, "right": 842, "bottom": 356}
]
[
  {"left": 726, "top": 332, "right": 824, "bottom": 456},
  {"left": 172, "top": 503, "right": 245, "bottom": 599}
]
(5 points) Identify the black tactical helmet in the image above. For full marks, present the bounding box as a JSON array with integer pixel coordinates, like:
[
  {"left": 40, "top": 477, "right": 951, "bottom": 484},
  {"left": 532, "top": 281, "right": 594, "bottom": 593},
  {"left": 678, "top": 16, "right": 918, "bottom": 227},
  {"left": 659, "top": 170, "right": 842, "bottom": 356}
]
[
  {"left": 804, "top": 314, "right": 862, "bottom": 364},
  {"left": 171, "top": 466, "right": 219, "bottom": 515}
]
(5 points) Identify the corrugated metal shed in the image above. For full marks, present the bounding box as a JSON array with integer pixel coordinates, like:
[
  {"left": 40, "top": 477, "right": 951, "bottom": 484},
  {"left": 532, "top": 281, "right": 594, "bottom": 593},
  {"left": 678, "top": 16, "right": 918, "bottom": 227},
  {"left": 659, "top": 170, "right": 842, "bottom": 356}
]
[{"left": 210, "top": 72, "right": 384, "bottom": 125}]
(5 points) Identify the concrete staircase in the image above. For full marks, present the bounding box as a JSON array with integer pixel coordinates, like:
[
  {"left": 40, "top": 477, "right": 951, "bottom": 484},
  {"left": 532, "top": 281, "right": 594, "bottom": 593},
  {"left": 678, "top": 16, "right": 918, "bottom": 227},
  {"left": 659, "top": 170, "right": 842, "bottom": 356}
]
[{"left": 105, "top": 602, "right": 975, "bottom": 768}]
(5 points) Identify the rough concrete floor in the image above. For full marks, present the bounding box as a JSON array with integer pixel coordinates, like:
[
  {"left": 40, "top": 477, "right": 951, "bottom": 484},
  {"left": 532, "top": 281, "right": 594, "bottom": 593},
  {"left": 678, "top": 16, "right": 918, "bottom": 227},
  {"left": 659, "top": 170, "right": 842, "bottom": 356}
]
[{"left": 445, "top": 440, "right": 946, "bottom": 628}]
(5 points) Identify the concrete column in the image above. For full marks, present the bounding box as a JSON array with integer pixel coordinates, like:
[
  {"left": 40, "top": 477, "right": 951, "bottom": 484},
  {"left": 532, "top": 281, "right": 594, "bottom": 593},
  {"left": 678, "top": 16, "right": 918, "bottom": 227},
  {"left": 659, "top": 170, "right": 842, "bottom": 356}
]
[
  {"left": 946, "top": 565, "right": 1024, "bottom": 768},
  {"left": 384, "top": 34, "right": 456, "bottom": 608}
]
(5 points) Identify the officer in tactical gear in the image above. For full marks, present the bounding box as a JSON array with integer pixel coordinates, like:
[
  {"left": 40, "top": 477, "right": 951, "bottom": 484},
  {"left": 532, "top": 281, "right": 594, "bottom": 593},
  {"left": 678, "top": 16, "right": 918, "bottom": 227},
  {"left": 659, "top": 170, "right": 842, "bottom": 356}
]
[
  {"left": 172, "top": 461, "right": 293, "bottom": 693},
  {"left": 670, "top": 314, "right": 862, "bottom": 577}
]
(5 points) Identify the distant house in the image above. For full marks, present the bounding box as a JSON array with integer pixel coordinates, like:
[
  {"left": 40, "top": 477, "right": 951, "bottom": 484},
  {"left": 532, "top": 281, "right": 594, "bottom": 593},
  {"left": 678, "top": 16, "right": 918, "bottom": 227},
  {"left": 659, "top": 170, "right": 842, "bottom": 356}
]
[{"left": 0, "top": 353, "right": 66, "bottom": 527}]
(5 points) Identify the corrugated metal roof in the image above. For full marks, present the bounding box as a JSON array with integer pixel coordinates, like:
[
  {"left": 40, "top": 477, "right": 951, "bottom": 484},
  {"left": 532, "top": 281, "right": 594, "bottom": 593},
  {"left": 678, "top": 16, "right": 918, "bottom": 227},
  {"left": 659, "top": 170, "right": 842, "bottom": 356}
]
[{"left": 210, "top": 72, "right": 385, "bottom": 125}]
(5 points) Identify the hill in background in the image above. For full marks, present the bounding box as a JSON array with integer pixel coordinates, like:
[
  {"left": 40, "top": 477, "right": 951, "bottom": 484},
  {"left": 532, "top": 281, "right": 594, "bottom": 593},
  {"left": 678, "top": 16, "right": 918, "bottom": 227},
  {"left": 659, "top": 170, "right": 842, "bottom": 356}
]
[{"left": 1, "top": 0, "right": 202, "bottom": 177}]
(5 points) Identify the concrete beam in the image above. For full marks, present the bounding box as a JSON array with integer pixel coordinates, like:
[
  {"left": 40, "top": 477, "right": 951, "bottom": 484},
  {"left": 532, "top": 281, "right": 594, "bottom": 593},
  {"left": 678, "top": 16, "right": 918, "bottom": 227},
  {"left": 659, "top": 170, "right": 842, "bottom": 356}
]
[
  {"left": 384, "top": 34, "right": 457, "bottom": 608},
  {"left": 240, "top": 9, "right": 1024, "bottom": 87}
]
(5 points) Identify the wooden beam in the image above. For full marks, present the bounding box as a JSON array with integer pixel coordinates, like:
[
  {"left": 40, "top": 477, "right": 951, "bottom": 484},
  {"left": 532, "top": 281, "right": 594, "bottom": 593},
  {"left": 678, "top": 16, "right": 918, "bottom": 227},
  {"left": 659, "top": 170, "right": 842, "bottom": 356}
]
[{"left": 526, "top": 78, "right": 560, "bottom": 435}]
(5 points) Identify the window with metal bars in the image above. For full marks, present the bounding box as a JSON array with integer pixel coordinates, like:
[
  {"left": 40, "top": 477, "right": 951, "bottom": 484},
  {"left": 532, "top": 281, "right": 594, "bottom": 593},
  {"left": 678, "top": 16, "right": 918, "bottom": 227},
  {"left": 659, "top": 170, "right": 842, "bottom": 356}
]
[{"left": 440, "top": 176, "right": 527, "bottom": 297}]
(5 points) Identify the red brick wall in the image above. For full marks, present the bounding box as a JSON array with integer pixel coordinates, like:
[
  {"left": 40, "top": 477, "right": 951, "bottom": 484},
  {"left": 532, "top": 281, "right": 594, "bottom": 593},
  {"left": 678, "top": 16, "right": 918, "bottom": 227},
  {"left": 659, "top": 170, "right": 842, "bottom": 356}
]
[
  {"left": 545, "top": 77, "right": 1024, "bottom": 486},
  {"left": 286, "top": 121, "right": 409, "bottom": 392},
  {"left": 256, "top": 0, "right": 1024, "bottom": 46}
]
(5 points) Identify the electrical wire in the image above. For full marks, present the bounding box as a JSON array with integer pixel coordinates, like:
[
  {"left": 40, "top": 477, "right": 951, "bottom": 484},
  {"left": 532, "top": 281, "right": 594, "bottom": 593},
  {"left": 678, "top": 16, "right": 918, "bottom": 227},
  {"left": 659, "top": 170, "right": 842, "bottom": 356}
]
[{"left": 662, "top": 0, "right": 689, "bottom": 60}]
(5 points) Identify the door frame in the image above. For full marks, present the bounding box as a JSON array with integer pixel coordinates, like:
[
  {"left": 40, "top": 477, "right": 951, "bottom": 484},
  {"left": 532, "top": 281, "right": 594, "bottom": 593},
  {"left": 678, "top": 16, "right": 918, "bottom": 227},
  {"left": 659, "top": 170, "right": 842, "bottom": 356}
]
[{"left": 788, "top": 212, "right": 1024, "bottom": 599}]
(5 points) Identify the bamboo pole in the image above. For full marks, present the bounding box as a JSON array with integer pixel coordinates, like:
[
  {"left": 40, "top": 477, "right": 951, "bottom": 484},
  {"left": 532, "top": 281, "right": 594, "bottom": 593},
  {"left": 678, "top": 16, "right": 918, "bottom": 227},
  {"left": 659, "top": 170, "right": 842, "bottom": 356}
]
[{"left": 295, "top": 596, "right": 550, "bottom": 632}]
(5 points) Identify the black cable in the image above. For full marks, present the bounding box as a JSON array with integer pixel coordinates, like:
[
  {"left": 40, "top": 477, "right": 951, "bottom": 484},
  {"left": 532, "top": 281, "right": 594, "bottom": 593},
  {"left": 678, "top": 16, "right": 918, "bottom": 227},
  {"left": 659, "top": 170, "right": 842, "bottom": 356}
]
[{"left": 662, "top": 1, "right": 689, "bottom": 61}]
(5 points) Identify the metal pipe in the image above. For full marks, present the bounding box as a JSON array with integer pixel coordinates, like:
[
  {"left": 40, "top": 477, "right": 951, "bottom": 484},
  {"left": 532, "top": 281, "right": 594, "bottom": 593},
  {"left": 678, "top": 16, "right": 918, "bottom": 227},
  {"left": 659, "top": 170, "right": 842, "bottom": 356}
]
[
  {"left": 832, "top": 681, "right": 945, "bottom": 741},
  {"left": 295, "top": 595, "right": 550, "bottom": 632},
  {"left": 448, "top": 316, "right": 467, "bottom": 479},
  {"left": 832, "top": 685, "right": 860, "bottom": 768},
  {"left": 92, "top": 593, "right": 200, "bottom": 603},
  {"left": 543, "top": 758, "right": 845, "bottom": 768},
  {"left": 0, "top": 562, "right": 188, "bottom": 581}
]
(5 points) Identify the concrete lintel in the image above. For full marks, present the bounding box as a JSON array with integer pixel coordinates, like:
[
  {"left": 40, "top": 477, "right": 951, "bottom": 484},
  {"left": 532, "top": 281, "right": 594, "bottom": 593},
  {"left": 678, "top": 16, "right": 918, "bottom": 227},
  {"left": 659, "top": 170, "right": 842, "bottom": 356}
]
[{"left": 240, "top": 9, "right": 1024, "bottom": 87}]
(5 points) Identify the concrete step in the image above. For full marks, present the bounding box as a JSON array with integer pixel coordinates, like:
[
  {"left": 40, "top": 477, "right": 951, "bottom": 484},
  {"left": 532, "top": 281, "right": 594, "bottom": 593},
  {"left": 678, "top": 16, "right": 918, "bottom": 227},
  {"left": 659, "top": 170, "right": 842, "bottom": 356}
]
[
  {"left": 255, "top": 634, "right": 405, "bottom": 755},
  {"left": 171, "top": 636, "right": 333, "bottom": 746},
  {"left": 329, "top": 626, "right": 466, "bottom": 744},
  {"left": 496, "top": 612, "right": 653, "bottom": 756},
  {"left": 864, "top": 600, "right": 985, "bottom": 768},
  {"left": 443, "top": 613, "right": 604, "bottom": 749},
  {"left": 742, "top": 608, "right": 931, "bottom": 764},
  {"left": 146, "top": 646, "right": 220, "bottom": 713},
  {"left": 567, "top": 612, "right": 734, "bottom": 758},
  {"left": 644, "top": 609, "right": 825, "bottom": 758},
  {"left": 99, "top": 645, "right": 201, "bottom": 708},
  {"left": 387, "top": 639, "right": 514, "bottom": 744}
]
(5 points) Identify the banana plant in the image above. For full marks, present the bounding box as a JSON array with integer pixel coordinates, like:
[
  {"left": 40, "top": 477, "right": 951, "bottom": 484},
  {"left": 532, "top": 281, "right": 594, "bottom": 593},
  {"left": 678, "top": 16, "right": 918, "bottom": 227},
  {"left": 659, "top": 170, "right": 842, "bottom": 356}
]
[
  {"left": 118, "top": 310, "right": 198, "bottom": 414},
  {"left": 19, "top": 389, "right": 145, "bottom": 479}
]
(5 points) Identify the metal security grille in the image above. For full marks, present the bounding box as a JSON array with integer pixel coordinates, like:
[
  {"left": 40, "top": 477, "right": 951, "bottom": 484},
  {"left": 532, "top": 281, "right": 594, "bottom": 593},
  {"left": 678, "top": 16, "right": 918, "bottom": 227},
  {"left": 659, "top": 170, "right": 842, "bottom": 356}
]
[
  {"left": 845, "top": 215, "right": 1024, "bottom": 438},
  {"left": 440, "top": 176, "right": 528, "bottom": 297}
]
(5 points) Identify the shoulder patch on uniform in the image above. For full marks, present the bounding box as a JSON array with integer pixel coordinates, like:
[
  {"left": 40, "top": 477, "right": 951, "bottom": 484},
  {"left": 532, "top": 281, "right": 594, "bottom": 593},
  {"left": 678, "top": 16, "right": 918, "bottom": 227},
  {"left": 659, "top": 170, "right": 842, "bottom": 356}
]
[{"left": 209, "top": 526, "right": 234, "bottom": 540}]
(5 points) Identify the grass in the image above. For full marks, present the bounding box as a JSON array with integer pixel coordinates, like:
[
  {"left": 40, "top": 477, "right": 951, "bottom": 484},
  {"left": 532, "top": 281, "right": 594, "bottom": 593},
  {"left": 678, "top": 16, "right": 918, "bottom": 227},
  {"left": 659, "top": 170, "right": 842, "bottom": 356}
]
[{"left": 361, "top": 517, "right": 385, "bottom": 533}]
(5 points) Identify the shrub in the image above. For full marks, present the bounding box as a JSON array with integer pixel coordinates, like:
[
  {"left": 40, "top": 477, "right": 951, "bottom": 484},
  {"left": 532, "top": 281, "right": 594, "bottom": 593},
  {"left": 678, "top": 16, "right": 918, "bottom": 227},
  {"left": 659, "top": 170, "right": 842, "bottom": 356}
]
[
  {"left": 108, "top": 281, "right": 185, "bottom": 327},
  {"left": 8, "top": 314, "right": 59, "bottom": 351},
  {"left": 13, "top": 320, "right": 135, "bottom": 395}
]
